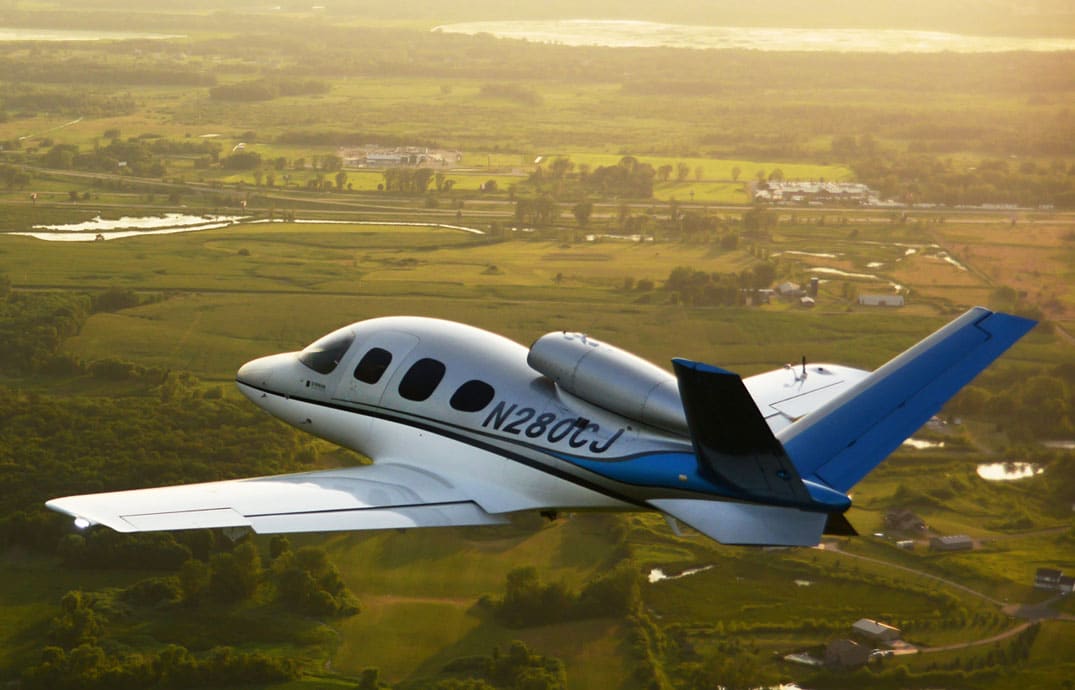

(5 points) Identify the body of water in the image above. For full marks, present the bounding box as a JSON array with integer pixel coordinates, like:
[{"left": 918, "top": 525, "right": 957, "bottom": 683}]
[
  {"left": 0, "top": 27, "right": 180, "bottom": 42},
  {"left": 435, "top": 20, "right": 1075, "bottom": 53},
  {"left": 648, "top": 565, "right": 713, "bottom": 583},
  {"left": 976, "top": 462, "right": 1044, "bottom": 481},
  {"left": 4, "top": 214, "right": 487, "bottom": 241}
]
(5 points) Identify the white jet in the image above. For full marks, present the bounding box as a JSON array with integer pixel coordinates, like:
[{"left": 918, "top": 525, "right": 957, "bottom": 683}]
[{"left": 48, "top": 307, "right": 1033, "bottom": 546}]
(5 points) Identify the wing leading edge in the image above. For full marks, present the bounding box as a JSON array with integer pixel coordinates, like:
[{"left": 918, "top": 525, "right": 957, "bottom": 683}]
[{"left": 46, "top": 463, "right": 509, "bottom": 534}]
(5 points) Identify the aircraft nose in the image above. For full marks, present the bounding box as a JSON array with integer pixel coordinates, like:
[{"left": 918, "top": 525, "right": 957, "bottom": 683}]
[{"left": 236, "top": 354, "right": 281, "bottom": 390}]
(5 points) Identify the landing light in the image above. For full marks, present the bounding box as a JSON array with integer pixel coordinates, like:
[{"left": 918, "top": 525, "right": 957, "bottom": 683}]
[{"left": 73, "top": 517, "right": 92, "bottom": 530}]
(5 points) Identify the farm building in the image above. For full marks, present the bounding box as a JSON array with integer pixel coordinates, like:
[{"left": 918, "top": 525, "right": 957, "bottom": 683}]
[
  {"left": 1035, "top": 568, "right": 1063, "bottom": 590},
  {"left": 339, "top": 146, "right": 462, "bottom": 169},
  {"left": 1061, "top": 576, "right": 1075, "bottom": 594},
  {"left": 825, "top": 639, "right": 872, "bottom": 668},
  {"left": 859, "top": 294, "right": 905, "bottom": 307},
  {"left": 930, "top": 535, "right": 974, "bottom": 552},
  {"left": 776, "top": 281, "right": 804, "bottom": 298},
  {"left": 753, "top": 181, "right": 878, "bottom": 206},
  {"left": 852, "top": 618, "right": 902, "bottom": 643},
  {"left": 884, "top": 509, "right": 926, "bottom": 532}
]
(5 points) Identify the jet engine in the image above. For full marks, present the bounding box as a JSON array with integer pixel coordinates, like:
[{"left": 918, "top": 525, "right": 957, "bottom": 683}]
[{"left": 527, "top": 331, "right": 687, "bottom": 433}]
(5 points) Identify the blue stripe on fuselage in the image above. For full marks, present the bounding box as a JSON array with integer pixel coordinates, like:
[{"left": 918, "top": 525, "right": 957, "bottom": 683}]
[{"left": 551, "top": 450, "right": 729, "bottom": 496}]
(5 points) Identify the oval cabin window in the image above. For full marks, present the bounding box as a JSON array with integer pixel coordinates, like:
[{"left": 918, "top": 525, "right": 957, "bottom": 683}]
[
  {"left": 354, "top": 347, "right": 393, "bottom": 384},
  {"left": 450, "top": 380, "right": 495, "bottom": 412},
  {"left": 398, "top": 358, "right": 446, "bottom": 402}
]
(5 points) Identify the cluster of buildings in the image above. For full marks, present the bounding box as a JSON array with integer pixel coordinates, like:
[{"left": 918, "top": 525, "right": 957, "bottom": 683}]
[
  {"left": 338, "top": 146, "right": 462, "bottom": 169},
  {"left": 753, "top": 181, "right": 882, "bottom": 206},
  {"left": 1035, "top": 568, "right": 1075, "bottom": 593},
  {"left": 929, "top": 534, "right": 975, "bottom": 552},
  {"left": 788, "top": 617, "right": 910, "bottom": 670}
]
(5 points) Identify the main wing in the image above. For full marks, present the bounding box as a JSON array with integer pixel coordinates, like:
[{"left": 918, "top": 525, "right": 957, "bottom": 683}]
[{"left": 46, "top": 463, "right": 509, "bottom": 534}]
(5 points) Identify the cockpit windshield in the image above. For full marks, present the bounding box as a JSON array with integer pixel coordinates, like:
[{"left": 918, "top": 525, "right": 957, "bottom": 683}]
[{"left": 298, "top": 328, "right": 355, "bottom": 374}]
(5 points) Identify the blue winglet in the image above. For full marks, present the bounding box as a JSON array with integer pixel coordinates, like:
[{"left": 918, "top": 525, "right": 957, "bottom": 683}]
[{"left": 779, "top": 308, "right": 1035, "bottom": 492}]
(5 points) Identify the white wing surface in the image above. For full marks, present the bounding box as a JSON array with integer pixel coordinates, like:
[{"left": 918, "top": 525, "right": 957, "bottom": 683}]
[
  {"left": 46, "top": 463, "right": 509, "bottom": 534},
  {"left": 744, "top": 363, "right": 871, "bottom": 433}
]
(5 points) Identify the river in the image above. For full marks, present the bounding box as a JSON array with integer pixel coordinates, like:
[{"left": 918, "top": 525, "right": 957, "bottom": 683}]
[{"left": 0, "top": 27, "right": 180, "bottom": 42}]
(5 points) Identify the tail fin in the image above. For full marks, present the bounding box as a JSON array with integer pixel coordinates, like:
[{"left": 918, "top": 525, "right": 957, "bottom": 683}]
[
  {"left": 652, "top": 307, "right": 1032, "bottom": 547},
  {"left": 779, "top": 307, "right": 1035, "bottom": 492}
]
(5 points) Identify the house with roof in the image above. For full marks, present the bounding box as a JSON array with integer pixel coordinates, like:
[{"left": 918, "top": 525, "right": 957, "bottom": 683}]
[
  {"left": 851, "top": 618, "right": 901, "bottom": 643},
  {"left": 884, "top": 508, "right": 926, "bottom": 532},
  {"left": 1036, "top": 568, "right": 1063, "bottom": 590},
  {"left": 825, "top": 639, "right": 872, "bottom": 668},
  {"left": 930, "top": 534, "right": 973, "bottom": 552}
]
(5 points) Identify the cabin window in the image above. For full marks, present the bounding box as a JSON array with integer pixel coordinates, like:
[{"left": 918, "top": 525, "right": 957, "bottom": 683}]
[
  {"left": 354, "top": 347, "right": 393, "bottom": 384},
  {"left": 298, "top": 330, "right": 354, "bottom": 375},
  {"left": 450, "top": 380, "right": 495, "bottom": 412},
  {"left": 398, "top": 358, "right": 446, "bottom": 402}
]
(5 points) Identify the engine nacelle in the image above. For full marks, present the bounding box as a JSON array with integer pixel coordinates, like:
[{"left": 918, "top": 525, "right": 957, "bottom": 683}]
[{"left": 527, "top": 331, "right": 687, "bottom": 433}]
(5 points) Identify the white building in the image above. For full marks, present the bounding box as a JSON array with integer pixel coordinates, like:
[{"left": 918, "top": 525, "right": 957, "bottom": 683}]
[
  {"left": 852, "top": 618, "right": 901, "bottom": 643},
  {"left": 859, "top": 294, "right": 905, "bottom": 307}
]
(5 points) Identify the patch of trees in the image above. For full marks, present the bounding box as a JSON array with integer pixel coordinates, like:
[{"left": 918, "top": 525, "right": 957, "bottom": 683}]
[
  {"left": 490, "top": 563, "right": 641, "bottom": 628},
  {"left": 664, "top": 264, "right": 776, "bottom": 307},
  {"left": 382, "top": 167, "right": 435, "bottom": 193},
  {"left": 0, "top": 57, "right": 216, "bottom": 87},
  {"left": 0, "top": 163, "right": 32, "bottom": 189},
  {"left": 35, "top": 137, "right": 220, "bottom": 179},
  {"left": 270, "top": 539, "right": 360, "bottom": 617},
  {"left": 583, "top": 157, "right": 655, "bottom": 198},
  {"left": 22, "top": 641, "right": 298, "bottom": 690},
  {"left": 948, "top": 360, "right": 1075, "bottom": 441},
  {"left": 522, "top": 156, "right": 656, "bottom": 201},
  {"left": 0, "top": 290, "right": 91, "bottom": 372},
  {"left": 0, "top": 377, "right": 319, "bottom": 551},
  {"left": 1, "top": 87, "right": 135, "bottom": 118},
  {"left": 513, "top": 195, "right": 559, "bottom": 227},
  {"left": 209, "top": 78, "right": 329, "bottom": 102},
  {"left": 220, "top": 150, "right": 262, "bottom": 170},
  {"left": 843, "top": 143, "right": 1075, "bottom": 207},
  {"left": 21, "top": 534, "right": 358, "bottom": 688},
  {"left": 439, "top": 640, "right": 566, "bottom": 690}
]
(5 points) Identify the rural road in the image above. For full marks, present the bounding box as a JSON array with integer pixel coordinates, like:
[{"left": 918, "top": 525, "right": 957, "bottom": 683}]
[{"left": 822, "top": 541, "right": 1075, "bottom": 655}]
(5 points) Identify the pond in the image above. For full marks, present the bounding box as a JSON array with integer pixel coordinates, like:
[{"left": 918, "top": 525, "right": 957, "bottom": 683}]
[
  {"left": 7, "top": 213, "right": 246, "bottom": 242},
  {"left": 4, "top": 215, "right": 487, "bottom": 241},
  {"left": 902, "top": 438, "right": 945, "bottom": 450},
  {"left": 647, "top": 565, "right": 713, "bottom": 583},
  {"left": 434, "top": 20, "right": 1075, "bottom": 53},
  {"left": 976, "top": 462, "right": 1044, "bottom": 481}
]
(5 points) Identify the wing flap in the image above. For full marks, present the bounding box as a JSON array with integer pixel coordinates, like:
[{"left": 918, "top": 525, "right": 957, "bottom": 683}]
[
  {"left": 649, "top": 498, "right": 828, "bottom": 546},
  {"left": 47, "top": 463, "right": 509, "bottom": 534}
]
